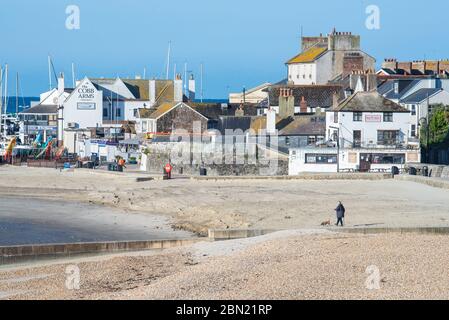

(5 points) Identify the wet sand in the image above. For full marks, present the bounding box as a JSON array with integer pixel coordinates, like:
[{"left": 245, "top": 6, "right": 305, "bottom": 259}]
[{"left": 0, "top": 196, "right": 192, "bottom": 246}]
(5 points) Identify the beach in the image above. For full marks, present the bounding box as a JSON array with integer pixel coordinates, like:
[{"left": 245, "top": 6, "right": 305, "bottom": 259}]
[
  {"left": 1, "top": 166, "right": 449, "bottom": 299},
  {"left": 1, "top": 166, "right": 449, "bottom": 235},
  {"left": 1, "top": 230, "right": 449, "bottom": 300}
]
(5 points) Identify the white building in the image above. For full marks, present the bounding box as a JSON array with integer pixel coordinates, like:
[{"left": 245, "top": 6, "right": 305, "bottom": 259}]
[
  {"left": 326, "top": 91, "right": 411, "bottom": 149},
  {"left": 289, "top": 147, "right": 420, "bottom": 174},
  {"left": 399, "top": 88, "right": 449, "bottom": 139},
  {"left": 286, "top": 91, "right": 420, "bottom": 174},
  {"left": 286, "top": 30, "right": 375, "bottom": 85}
]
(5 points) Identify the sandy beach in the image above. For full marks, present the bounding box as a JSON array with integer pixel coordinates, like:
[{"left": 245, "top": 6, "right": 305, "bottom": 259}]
[
  {"left": 1, "top": 166, "right": 449, "bottom": 235},
  {"left": 1, "top": 166, "right": 449, "bottom": 300}
]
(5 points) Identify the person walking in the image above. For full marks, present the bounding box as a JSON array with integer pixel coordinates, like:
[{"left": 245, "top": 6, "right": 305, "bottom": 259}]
[{"left": 335, "top": 201, "right": 346, "bottom": 226}]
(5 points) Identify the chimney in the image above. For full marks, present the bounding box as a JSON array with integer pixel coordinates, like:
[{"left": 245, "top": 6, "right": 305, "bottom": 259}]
[
  {"left": 266, "top": 108, "right": 276, "bottom": 134},
  {"left": 382, "top": 58, "right": 398, "bottom": 71},
  {"left": 235, "top": 104, "right": 244, "bottom": 117},
  {"left": 332, "top": 92, "right": 340, "bottom": 108},
  {"left": 279, "top": 88, "right": 294, "bottom": 118},
  {"left": 174, "top": 74, "right": 183, "bottom": 102},
  {"left": 149, "top": 79, "right": 156, "bottom": 106},
  {"left": 58, "top": 73, "right": 65, "bottom": 95},
  {"left": 300, "top": 96, "right": 308, "bottom": 113}
]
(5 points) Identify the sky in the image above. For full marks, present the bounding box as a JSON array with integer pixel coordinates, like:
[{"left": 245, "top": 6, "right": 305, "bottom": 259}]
[{"left": 0, "top": 0, "right": 448, "bottom": 98}]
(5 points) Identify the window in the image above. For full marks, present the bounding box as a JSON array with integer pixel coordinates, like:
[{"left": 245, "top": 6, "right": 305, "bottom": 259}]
[
  {"left": 360, "top": 153, "right": 405, "bottom": 165},
  {"left": 411, "top": 124, "right": 416, "bottom": 137},
  {"left": 305, "top": 154, "right": 338, "bottom": 164},
  {"left": 411, "top": 105, "right": 416, "bottom": 116},
  {"left": 307, "top": 136, "right": 317, "bottom": 145},
  {"left": 285, "top": 137, "right": 290, "bottom": 145},
  {"left": 333, "top": 112, "right": 338, "bottom": 123},
  {"left": 133, "top": 109, "right": 139, "bottom": 118},
  {"left": 377, "top": 130, "right": 399, "bottom": 145},
  {"left": 116, "top": 108, "right": 121, "bottom": 118},
  {"left": 353, "top": 112, "right": 363, "bottom": 122},
  {"left": 383, "top": 112, "right": 393, "bottom": 122},
  {"left": 103, "top": 108, "right": 108, "bottom": 117}
]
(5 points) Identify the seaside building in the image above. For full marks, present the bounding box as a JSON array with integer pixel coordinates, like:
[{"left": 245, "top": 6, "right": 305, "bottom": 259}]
[
  {"left": 289, "top": 91, "right": 420, "bottom": 174},
  {"left": 286, "top": 29, "right": 375, "bottom": 85},
  {"left": 19, "top": 74, "right": 187, "bottom": 145}
]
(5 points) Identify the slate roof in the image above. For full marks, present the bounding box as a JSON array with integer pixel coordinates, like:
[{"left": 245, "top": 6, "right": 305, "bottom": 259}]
[
  {"left": 20, "top": 104, "right": 58, "bottom": 114},
  {"left": 333, "top": 91, "right": 409, "bottom": 113},
  {"left": 122, "top": 79, "right": 150, "bottom": 100},
  {"left": 400, "top": 88, "right": 443, "bottom": 104},
  {"left": 267, "top": 85, "right": 345, "bottom": 109},
  {"left": 286, "top": 46, "right": 327, "bottom": 64},
  {"left": 279, "top": 115, "right": 326, "bottom": 136},
  {"left": 191, "top": 103, "right": 258, "bottom": 120},
  {"left": 383, "top": 80, "right": 419, "bottom": 100}
]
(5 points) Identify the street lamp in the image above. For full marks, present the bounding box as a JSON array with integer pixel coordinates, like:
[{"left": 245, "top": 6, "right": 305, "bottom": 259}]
[{"left": 329, "top": 125, "right": 340, "bottom": 173}]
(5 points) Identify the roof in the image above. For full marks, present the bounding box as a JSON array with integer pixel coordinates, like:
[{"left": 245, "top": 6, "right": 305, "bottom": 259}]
[
  {"left": 279, "top": 115, "right": 326, "bottom": 136},
  {"left": 286, "top": 46, "right": 327, "bottom": 64},
  {"left": 20, "top": 104, "right": 57, "bottom": 114},
  {"left": 400, "top": 88, "right": 443, "bottom": 104},
  {"left": 191, "top": 103, "right": 258, "bottom": 120},
  {"left": 267, "top": 85, "right": 345, "bottom": 109},
  {"left": 333, "top": 91, "right": 410, "bottom": 113},
  {"left": 154, "top": 80, "right": 174, "bottom": 105},
  {"left": 138, "top": 108, "right": 154, "bottom": 119},
  {"left": 122, "top": 79, "right": 150, "bottom": 100},
  {"left": 383, "top": 80, "right": 419, "bottom": 100},
  {"left": 148, "top": 102, "right": 178, "bottom": 119},
  {"left": 144, "top": 102, "right": 208, "bottom": 120}
]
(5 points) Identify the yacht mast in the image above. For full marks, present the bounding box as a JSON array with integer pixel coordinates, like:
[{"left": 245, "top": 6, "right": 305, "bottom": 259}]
[{"left": 3, "top": 64, "right": 8, "bottom": 137}]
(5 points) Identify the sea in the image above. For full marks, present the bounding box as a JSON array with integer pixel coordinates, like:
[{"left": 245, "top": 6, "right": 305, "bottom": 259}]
[{"left": 1, "top": 97, "right": 39, "bottom": 114}]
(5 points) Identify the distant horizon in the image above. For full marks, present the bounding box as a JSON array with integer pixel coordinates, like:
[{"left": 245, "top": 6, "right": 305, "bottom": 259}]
[{"left": 1, "top": 0, "right": 449, "bottom": 98}]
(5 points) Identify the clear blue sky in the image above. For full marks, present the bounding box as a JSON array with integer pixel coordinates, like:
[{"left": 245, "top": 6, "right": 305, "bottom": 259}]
[{"left": 0, "top": 0, "right": 447, "bottom": 98}]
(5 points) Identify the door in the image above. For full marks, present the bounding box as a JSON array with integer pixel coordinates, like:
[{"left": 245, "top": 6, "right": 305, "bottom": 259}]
[{"left": 353, "top": 130, "right": 361, "bottom": 148}]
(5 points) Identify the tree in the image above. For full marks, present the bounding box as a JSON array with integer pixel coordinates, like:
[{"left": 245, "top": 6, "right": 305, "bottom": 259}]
[{"left": 421, "top": 104, "right": 449, "bottom": 147}]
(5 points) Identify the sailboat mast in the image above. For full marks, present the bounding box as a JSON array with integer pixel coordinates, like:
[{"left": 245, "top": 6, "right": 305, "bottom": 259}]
[
  {"left": 3, "top": 64, "right": 8, "bottom": 137},
  {"left": 166, "top": 41, "right": 171, "bottom": 80},
  {"left": 184, "top": 62, "right": 187, "bottom": 96},
  {"left": 71, "top": 62, "right": 76, "bottom": 88},
  {"left": 48, "top": 55, "right": 52, "bottom": 90},
  {"left": 200, "top": 63, "right": 203, "bottom": 103},
  {"left": 15, "top": 73, "right": 18, "bottom": 115}
]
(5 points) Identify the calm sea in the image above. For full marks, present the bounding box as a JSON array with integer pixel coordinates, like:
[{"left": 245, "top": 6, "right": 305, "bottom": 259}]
[{"left": 1, "top": 97, "right": 39, "bottom": 113}]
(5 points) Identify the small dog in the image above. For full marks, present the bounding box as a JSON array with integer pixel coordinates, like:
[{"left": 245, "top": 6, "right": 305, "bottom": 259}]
[{"left": 320, "top": 220, "right": 331, "bottom": 226}]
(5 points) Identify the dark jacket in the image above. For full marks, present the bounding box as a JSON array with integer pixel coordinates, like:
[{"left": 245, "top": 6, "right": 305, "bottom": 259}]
[{"left": 335, "top": 203, "right": 345, "bottom": 218}]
